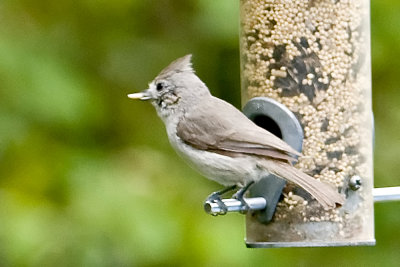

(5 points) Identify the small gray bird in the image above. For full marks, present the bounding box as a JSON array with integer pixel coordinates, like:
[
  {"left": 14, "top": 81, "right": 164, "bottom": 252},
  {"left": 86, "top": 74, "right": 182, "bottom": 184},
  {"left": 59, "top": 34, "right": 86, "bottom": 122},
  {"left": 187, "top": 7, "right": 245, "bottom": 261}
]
[{"left": 128, "top": 54, "right": 344, "bottom": 210}]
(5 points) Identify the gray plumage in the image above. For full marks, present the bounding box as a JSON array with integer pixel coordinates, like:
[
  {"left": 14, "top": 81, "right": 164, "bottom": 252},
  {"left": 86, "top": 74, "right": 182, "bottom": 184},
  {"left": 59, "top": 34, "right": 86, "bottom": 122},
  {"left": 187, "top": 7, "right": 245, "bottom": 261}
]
[
  {"left": 128, "top": 54, "right": 344, "bottom": 210},
  {"left": 176, "top": 97, "right": 300, "bottom": 162}
]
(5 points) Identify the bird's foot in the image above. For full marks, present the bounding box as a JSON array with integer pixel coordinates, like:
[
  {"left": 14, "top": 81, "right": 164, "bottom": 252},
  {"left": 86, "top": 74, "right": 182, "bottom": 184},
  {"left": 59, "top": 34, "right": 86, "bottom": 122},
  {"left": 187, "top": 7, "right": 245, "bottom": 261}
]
[
  {"left": 232, "top": 192, "right": 250, "bottom": 214},
  {"left": 206, "top": 193, "right": 228, "bottom": 215},
  {"left": 205, "top": 185, "right": 237, "bottom": 216},
  {"left": 232, "top": 181, "right": 255, "bottom": 214}
]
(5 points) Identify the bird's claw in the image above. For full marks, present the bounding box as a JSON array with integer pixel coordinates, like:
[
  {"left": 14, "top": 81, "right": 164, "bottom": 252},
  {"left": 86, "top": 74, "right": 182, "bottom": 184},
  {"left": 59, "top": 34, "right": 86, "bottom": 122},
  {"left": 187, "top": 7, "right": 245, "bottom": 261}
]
[
  {"left": 206, "top": 192, "right": 221, "bottom": 202},
  {"left": 233, "top": 192, "right": 250, "bottom": 214},
  {"left": 214, "top": 200, "right": 228, "bottom": 216},
  {"left": 205, "top": 185, "right": 237, "bottom": 216},
  {"left": 232, "top": 181, "right": 255, "bottom": 214},
  {"left": 205, "top": 192, "right": 228, "bottom": 216}
]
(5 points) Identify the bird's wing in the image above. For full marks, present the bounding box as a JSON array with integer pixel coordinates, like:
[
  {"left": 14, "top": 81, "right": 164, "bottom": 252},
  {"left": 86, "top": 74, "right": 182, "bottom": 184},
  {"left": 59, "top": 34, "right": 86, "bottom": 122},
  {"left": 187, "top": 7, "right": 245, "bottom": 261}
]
[{"left": 176, "top": 97, "right": 301, "bottom": 162}]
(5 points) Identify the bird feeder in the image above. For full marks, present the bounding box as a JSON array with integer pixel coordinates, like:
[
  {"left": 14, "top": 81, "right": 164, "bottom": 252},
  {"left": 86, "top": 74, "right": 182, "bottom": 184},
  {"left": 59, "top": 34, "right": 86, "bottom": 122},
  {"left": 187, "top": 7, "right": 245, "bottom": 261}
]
[{"left": 240, "top": 0, "right": 374, "bottom": 247}]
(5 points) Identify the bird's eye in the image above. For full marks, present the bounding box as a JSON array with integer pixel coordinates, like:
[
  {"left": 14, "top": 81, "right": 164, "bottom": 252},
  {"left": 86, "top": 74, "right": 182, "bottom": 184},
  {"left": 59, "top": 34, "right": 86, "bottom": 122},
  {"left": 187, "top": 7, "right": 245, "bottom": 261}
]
[{"left": 156, "top": 83, "right": 164, "bottom": 91}]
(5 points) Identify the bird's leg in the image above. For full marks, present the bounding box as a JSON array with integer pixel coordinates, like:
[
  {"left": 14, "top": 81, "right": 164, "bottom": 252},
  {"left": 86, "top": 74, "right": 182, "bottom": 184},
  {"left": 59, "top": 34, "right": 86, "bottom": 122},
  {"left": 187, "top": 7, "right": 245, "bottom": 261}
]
[
  {"left": 205, "top": 185, "right": 237, "bottom": 215},
  {"left": 206, "top": 185, "right": 238, "bottom": 201},
  {"left": 232, "top": 181, "right": 255, "bottom": 213}
]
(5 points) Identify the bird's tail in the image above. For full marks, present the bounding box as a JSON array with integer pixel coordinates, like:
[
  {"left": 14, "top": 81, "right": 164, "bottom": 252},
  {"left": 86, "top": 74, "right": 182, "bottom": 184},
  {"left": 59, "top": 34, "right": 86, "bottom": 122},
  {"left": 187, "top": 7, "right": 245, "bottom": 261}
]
[{"left": 261, "top": 160, "right": 345, "bottom": 209}]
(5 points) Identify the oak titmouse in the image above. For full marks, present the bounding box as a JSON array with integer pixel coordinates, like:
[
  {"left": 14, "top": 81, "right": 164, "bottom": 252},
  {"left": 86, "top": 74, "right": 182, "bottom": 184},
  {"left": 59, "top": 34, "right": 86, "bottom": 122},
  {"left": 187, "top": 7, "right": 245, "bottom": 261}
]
[{"left": 128, "top": 55, "right": 344, "bottom": 210}]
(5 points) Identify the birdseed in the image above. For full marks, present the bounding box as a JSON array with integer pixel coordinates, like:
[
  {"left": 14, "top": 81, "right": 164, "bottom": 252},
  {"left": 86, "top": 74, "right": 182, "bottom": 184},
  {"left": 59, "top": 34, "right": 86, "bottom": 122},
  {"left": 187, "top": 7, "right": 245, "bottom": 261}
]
[{"left": 242, "top": 0, "right": 374, "bottom": 243}]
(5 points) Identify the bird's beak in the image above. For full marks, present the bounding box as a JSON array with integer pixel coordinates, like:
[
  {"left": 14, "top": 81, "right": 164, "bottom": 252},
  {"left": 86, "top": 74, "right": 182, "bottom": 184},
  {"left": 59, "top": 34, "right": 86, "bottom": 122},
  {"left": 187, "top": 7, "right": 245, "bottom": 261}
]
[{"left": 127, "top": 89, "right": 152, "bottom": 101}]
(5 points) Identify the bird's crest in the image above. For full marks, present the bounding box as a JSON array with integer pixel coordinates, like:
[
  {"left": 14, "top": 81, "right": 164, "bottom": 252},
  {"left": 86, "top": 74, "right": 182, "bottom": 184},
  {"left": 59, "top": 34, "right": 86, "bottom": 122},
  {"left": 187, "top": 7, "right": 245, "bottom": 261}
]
[{"left": 157, "top": 54, "right": 194, "bottom": 79}]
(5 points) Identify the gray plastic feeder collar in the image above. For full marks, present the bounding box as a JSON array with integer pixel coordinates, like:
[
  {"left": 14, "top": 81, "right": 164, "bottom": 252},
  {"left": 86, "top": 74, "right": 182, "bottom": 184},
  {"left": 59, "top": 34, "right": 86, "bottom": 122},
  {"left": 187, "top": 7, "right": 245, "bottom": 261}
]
[
  {"left": 242, "top": 97, "right": 304, "bottom": 223},
  {"left": 243, "top": 97, "right": 304, "bottom": 153}
]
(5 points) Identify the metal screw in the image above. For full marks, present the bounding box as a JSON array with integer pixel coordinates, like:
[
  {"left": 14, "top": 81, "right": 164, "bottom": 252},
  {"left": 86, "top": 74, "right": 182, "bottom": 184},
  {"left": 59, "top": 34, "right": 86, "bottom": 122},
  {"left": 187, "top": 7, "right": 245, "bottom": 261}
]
[{"left": 349, "top": 175, "right": 362, "bottom": 191}]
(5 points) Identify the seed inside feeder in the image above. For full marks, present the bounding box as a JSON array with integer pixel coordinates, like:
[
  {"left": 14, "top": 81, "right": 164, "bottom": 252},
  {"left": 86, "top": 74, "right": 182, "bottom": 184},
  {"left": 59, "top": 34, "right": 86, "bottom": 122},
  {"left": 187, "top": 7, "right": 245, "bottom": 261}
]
[{"left": 241, "top": 0, "right": 374, "bottom": 245}]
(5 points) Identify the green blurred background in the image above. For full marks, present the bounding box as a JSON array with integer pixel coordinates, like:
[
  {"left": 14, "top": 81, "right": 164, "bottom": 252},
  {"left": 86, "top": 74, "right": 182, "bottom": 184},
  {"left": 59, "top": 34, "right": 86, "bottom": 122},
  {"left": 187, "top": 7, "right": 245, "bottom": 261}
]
[{"left": 0, "top": 0, "right": 399, "bottom": 266}]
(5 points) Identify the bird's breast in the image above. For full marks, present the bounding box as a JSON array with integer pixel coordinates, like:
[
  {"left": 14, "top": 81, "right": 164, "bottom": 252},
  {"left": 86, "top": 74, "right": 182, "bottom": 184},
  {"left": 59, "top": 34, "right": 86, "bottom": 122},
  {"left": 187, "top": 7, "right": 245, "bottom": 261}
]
[{"left": 167, "top": 129, "right": 263, "bottom": 186}]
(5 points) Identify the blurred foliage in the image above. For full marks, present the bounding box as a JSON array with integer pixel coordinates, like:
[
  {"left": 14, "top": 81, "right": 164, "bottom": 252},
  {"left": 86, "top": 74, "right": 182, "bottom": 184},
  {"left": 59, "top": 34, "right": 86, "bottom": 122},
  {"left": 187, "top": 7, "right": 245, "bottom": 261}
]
[{"left": 0, "top": 0, "right": 399, "bottom": 266}]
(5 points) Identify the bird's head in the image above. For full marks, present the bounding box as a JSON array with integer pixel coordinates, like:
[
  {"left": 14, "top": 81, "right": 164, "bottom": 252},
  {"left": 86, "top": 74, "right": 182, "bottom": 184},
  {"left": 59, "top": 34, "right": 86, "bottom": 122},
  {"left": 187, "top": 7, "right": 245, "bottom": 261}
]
[{"left": 128, "top": 54, "right": 211, "bottom": 120}]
